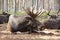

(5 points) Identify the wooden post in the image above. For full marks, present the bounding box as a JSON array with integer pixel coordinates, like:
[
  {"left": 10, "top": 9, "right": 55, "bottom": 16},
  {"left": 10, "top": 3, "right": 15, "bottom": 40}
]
[
  {"left": 1, "top": 0, "right": 4, "bottom": 12},
  {"left": 40, "top": 0, "right": 44, "bottom": 10},
  {"left": 6, "top": 0, "right": 8, "bottom": 13},
  {"left": 48, "top": 0, "right": 49, "bottom": 10},
  {"left": 23, "top": 0, "right": 25, "bottom": 7},
  {"left": 0, "top": 0, "right": 1, "bottom": 11},
  {"left": 54, "top": 0, "right": 60, "bottom": 12},
  {"left": 36, "top": 0, "right": 38, "bottom": 10},
  {"left": 32, "top": 0, "right": 34, "bottom": 7},
  {"left": 14, "top": 0, "right": 16, "bottom": 15}
]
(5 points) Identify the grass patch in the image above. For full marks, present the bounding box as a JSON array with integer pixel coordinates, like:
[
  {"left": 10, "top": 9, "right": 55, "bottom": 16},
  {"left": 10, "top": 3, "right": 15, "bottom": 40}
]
[
  {"left": 0, "top": 10, "right": 2, "bottom": 14},
  {"left": 8, "top": 10, "right": 14, "bottom": 15},
  {"left": 0, "top": 10, "right": 60, "bottom": 22},
  {"left": 38, "top": 11, "right": 60, "bottom": 22},
  {"left": 16, "top": 11, "right": 26, "bottom": 16},
  {"left": 9, "top": 10, "right": 26, "bottom": 16}
]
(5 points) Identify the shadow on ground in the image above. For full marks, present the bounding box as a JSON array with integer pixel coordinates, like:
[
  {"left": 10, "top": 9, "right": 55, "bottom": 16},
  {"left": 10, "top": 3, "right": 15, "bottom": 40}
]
[{"left": 0, "top": 24, "right": 60, "bottom": 40}]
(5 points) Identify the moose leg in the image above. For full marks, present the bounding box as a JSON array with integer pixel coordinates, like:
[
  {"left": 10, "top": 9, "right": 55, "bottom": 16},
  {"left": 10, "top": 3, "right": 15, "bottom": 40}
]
[
  {"left": 7, "top": 21, "right": 18, "bottom": 34},
  {"left": 7, "top": 21, "right": 14, "bottom": 33},
  {"left": 27, "top": 25, "right": 37, "bottom": 34},
  {"left": 1, "top": 21, "right": 13, "bottom": 34},
  {"left": 27, "top": 26, "right": 33, "bottom": 34}
]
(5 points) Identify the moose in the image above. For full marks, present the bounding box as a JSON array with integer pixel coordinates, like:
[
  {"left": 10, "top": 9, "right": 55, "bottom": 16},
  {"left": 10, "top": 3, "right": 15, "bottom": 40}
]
[
  {"left": 7, "top": 7, "right": 45, "bottom": 34},
  {"left": 41, "top": 9, "right": 60, "bottom": 30},
  {"left": 0, "top": 12, "right": 10, "bottom": 24}
]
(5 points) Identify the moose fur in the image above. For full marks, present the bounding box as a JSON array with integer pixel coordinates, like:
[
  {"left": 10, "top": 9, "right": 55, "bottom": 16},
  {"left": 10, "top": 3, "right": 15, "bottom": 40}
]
[
  {"left": 0, "top": 12, "right": 10, "bottom": 24},
  {"left": 7, "top": 7, "right": 44, "bottom": 33},
  {"left": 41, "top": 9, "right": 60, "bottom": 29}
]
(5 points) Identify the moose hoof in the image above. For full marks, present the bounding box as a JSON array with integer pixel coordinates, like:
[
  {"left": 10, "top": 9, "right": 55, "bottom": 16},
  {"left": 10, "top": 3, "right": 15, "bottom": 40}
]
[{"left": 1, "top": 30, "right": 12, "bottom": 34}]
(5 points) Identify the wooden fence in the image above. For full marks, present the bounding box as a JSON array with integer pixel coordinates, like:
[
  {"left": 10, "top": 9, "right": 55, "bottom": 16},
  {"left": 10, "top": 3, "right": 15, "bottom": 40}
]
[{"left": 0, "top": 0, "right": 60, "bottom": 14}]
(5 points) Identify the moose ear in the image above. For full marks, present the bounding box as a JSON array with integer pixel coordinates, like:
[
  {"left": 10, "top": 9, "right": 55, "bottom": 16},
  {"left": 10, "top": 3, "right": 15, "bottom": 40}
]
[{"left": 3, "top": 12, "right": 8, "bottom": 15}]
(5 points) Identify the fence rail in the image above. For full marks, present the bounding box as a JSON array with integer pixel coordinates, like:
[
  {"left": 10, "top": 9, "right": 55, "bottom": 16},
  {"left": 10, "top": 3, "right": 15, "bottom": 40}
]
[{"left": 0, "top": 0, "right": 60, "bottom": 14}]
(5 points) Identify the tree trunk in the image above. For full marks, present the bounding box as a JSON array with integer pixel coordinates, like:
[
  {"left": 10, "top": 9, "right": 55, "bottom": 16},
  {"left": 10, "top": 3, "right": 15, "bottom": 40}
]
[
  {"left": 1, "top": 0, "right": 4, "bottom": 12},
  {"left": 6, "top": 0, "right": 8, "bottom": 12}
]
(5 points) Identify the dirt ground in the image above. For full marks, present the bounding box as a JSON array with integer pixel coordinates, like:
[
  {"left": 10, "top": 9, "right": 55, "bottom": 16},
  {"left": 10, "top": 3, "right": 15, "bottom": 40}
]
[{"left": 0, "top": 24, "right": 60, "bottom": 40}]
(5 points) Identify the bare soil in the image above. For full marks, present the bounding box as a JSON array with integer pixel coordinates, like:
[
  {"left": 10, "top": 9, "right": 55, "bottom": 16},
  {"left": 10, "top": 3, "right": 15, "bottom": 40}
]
[{"left": 0, "top": 24, "right": 60, "bottom": 40}]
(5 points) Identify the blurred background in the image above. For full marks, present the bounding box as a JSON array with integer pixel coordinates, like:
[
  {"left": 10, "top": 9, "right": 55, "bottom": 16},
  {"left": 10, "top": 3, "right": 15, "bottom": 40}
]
[{"left": 0, "top": 0, "right": 60, "bottom": 14}]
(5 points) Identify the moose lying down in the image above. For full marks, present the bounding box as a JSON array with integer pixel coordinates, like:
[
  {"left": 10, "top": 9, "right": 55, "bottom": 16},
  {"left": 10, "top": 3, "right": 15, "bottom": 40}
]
[
  {"left": 7, "top": 7, "right": 45, "bottom": 33},
  {"left": 41, "top": 9, "right": 60, "bottom": 30},
  {"left": 0, "top": 12, "right": 10, "bottom": 24}
]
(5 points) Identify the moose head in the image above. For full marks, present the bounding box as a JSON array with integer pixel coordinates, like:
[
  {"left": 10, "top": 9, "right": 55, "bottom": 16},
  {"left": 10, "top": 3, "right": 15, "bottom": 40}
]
[
  {"left": 7, "top": 7, "right": 45, "bottom": 33},
  {"left": 0, "top": 12, "right": 10, "bottom": 24},
  {"left": 41, "top": 9, "right": 60, "bottom": 30},
  {"left": 47, "top": 9, "right": 60, "bottom": 19}
]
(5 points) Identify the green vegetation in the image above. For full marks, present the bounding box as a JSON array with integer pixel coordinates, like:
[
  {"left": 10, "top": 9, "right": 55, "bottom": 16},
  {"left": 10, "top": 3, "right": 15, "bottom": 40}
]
[
  {"left": 9, "top": 10, "right": 26, "bottom": 16},
  {"left": 0, "top": 10, "right": 60, "bottom": 22},
  {"left": 38, "top": 11, "right": 60, "bottom": 22},
  {"left": 16, "top": 11, "right": 26, "bottom": 16},
  {"left": 0, "top": 10, "right": 2, "bottom": 14}
]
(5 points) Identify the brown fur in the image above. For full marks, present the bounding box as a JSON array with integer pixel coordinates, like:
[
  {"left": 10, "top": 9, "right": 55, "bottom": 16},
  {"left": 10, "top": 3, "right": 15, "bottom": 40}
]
[
  {"left": 0, "top": 12, "right": 10, "bottom": 24},
  {"left": 7, "top": 21, "right": 12, "bottom": 32},
  {"left": 7, "top": 7, "right": 45, "bottom": 34}
]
